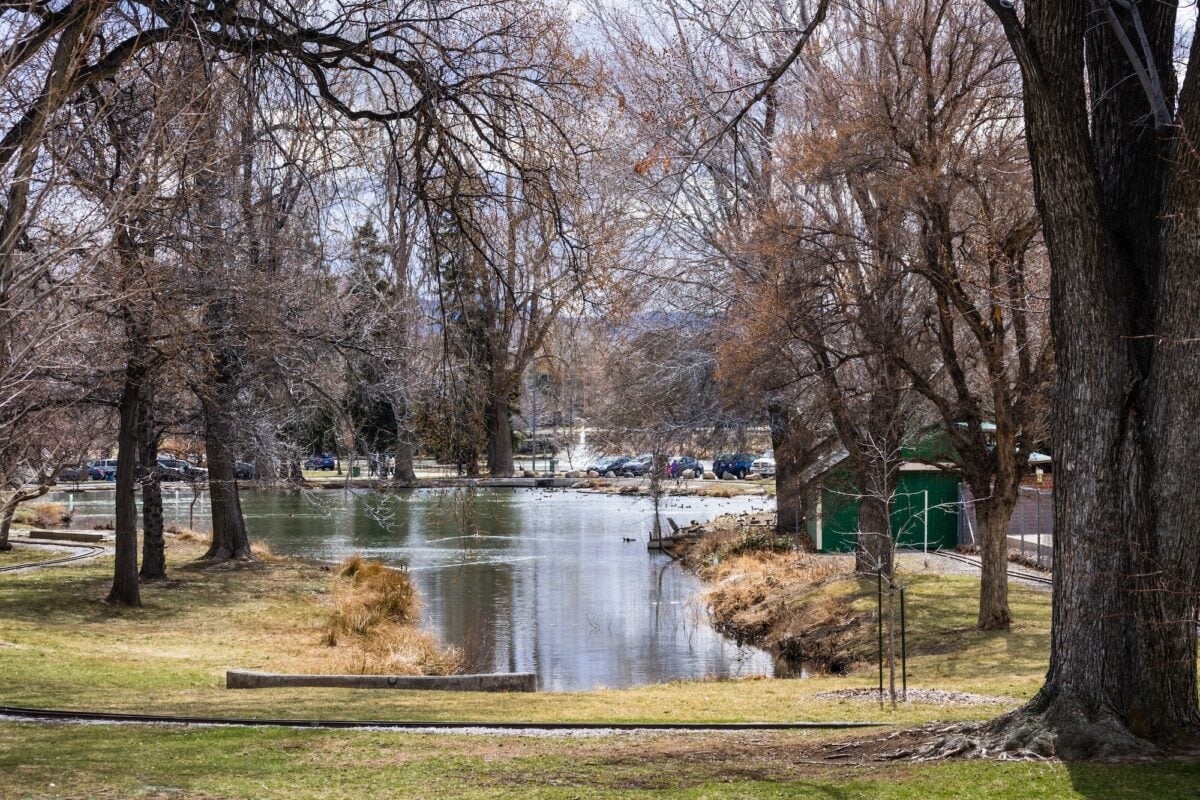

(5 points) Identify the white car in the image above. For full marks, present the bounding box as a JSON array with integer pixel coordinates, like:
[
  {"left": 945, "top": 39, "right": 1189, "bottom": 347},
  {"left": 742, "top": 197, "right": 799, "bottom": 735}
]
[{"left": 751, "top": 452, "right": 776, "bottom": 477}]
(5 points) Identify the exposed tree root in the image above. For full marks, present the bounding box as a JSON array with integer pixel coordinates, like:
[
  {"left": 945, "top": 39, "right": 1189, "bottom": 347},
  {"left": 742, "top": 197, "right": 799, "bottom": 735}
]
[
  {"left": 859, "top": 693, "right": 1200, "bottom": 763},
  {"left": 198, "top": 544, "right": 254, "bottom": 564}
]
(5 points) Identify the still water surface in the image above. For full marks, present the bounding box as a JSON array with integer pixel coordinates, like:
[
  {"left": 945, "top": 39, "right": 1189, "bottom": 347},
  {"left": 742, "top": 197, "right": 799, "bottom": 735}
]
[{"left": 51, "top": 487, "right": 776, "bottom": 690}]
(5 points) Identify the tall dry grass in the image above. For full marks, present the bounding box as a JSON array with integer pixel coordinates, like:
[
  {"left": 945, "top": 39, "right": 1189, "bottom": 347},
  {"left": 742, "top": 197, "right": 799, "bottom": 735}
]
[
  {"left": 323, "top": 555, "right": 462, "bottom": 676},
  {"left": 702, "top": 550, "right": 864, "bottom": 673},
  {"left": 168, "top": 528, "right": 280, "bottom": 561},
  {"left": 14, "top": 502, "right": 71, "bottom": 528}
]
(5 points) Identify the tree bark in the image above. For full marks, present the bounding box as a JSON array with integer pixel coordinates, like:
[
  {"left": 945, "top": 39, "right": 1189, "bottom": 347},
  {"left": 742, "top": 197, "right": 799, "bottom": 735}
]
[
  {"left": 767, "top": 399, "right": 820, "bottom": 548},
  {"left": 202, "top": 397, "right": 253, "bottom": 562},
  {"left": 974, "top": 496, "right": 1015, "bottom": 630},
  {"left": 0, "top": 502, "right": 15, "bottom": 551},
  {"left": 107, "top": 365, "right": 143, "bottom": 607},
  {"left": 485, "top": 394, "right": 514, "bottom": 477},
  {"left": 0, "top": 485, "right": 52, "bottom": 551},
  {"left": 970, "top": 0, "right": 1200, "bottom": 756},
  {"left": 393, "top": 395, "right": 417, "bottom": 482},
  {"left": 854, "top": 452, "right": 895, "bottom": 578},
  {"left": 972, "top": 417, "right": 1022, "bottom": 631},
  {"left": 138, "top": 384, "right": 166, "bottom": 581}
]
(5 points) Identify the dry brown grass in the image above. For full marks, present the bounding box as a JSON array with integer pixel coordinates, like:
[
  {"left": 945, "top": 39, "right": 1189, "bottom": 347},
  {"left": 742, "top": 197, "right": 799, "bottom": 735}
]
[
  {"left": 696, "top": 484, "right": 740, "bottom": 499},
  {"left": 699, "top": 546, "right": 866, "bottom": 674},
  {"left": 14, "top": 502, "right": 71, "bottom": 528},
  {"left": 170, "top": 527, "right": 209, "bottom": 543},
  {"left": 680, "top": 515, "right": 791, "bottom": 570},
  {"left": 250, "top": 539, "right": 283, "bottom": 561},
  {"left": 322, "top": 556, "right": 461, "bottom": 676},
  {"left": 167, "top": 529, "right": 280, "bottom": 561}
]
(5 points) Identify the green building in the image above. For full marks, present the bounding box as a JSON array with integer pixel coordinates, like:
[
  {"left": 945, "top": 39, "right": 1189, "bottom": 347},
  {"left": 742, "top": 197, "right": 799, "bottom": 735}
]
[{"left": 802, "top": 451, "right": 961, "bottom": 553}]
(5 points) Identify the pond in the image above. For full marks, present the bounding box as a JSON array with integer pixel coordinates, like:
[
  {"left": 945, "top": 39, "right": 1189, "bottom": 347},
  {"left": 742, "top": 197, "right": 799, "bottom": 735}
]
[{"left": 49, "top": 486, "right": 777, "bottom": 691}]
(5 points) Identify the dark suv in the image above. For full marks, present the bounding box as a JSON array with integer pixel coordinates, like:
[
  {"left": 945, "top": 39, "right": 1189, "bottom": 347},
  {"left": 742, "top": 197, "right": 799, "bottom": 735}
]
[
  {"left": 713, "top": 453, "right": 756, "bottom": 480},
  {"left": 305, "top": 454, "right": 335, "bottom": 470}
]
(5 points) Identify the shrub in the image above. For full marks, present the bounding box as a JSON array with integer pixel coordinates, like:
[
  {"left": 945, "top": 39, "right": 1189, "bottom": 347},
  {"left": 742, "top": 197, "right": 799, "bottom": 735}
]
[
  {"left": 322, "top": 556, "right": 461, "bottom": 676},
  {"left": 14, "top": 502, "right": 71, "bottom": 528},
  {"left": 172, "top": 528, "right": 210, "bottom": 543}
]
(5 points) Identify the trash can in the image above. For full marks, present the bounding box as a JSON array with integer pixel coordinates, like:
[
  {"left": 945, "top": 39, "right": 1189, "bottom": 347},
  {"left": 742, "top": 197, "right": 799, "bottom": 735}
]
[
  {"left": 351, "top": 466, "right": 361, "bottom": 478},
  {"left": 549, "top": 458, "right": 558, "bottom": 474}
]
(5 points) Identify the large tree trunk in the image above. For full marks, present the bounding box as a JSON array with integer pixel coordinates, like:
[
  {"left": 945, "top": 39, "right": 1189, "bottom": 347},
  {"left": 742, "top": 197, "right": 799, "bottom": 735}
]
[
  {"left": 854, "top": 458, "right": 894, "bottom": 578},
  {"left": 767, "top": 400, "right": 824, "bottom": 549},
  {"left": 138, "top": 384, "right": 166, "bottom": 581},
  {"left": 485, "top": 395, "right": 514, "bottom": 477},
  {"left": 974, "top": 493, "right": 1016, "bottom": 630},
  {"left": 107, "top": 366, "right": 142, "bottom": 607},
  {"left": 972, "top": 415, "right": 1022, "bottom": 631},
  {"left": 202, "top": 397, "right": 253, "bottom": 562},
  {"left": 767, "top": 401, "right": 805, "bottom": 541},
  {"left": 967, "top": 0, "right": 1200, "bottom": 757},
  {"left": 393, "top": 395, "right": 417, "bottom": 483},
  {"left": 0, "top": 502, "right": 15, "bottom": 551}
]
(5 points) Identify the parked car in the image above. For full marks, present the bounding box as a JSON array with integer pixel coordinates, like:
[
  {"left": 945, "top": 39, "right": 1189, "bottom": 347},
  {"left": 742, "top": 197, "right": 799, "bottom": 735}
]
[
  {"left": 713, "top": 453, "right": 756, "bottom": 479},
  {"left": 90, "top": 459, "right": 119, "bottom": 480},
  {"left": 157, "top": 458, "right": 207, "bottom": 482},
  {"left": 751, "top": 451, "right": 777, "bottom": 478},
  {"left": 234, "top": 461, "right": 256, "bottom": 480},
  {"left": 669, "top": 456, "right": 704, "bottom": 478},
  {"left": 305, "top": 453, "right": 336, "bottom": 470},
  {"left": 621, "top": 454, "right": 655, "bottom": 477},
  {"left": 56, "top": 464, "right": 90, "bottom": 482},
  {"left": 586, "top": 455, "right": 630, "bottom": 476}
]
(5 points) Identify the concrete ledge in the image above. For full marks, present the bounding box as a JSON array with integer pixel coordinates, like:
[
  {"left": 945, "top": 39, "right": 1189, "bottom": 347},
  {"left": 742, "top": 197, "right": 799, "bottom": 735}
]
[
  {"left": 227, "top": 670, "right": 537, "bottom": 692},
  {"left": 26, "top": 529, "right": 107, "bottom": 543}
]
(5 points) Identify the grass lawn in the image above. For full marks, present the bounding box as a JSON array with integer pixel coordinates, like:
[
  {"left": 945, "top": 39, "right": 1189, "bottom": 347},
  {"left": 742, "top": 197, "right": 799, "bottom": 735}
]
[
  {"left": 1, "top": 722, "right": 1198, "bottom": 799},
  {"left": 0, "top": 541, "right": 1051, "bottom": 723},
  {"left": 0, "top": 545, "right": 70, "bottom": 568},
  {"left": 1, "top": 536, "right": 1186, "bottom": 798}
]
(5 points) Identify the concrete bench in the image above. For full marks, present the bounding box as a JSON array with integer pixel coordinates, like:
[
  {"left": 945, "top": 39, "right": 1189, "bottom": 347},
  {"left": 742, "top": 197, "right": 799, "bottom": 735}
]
[
  {"left": 226, "top": 670, "right": 537, "bottom": 692},
  {"left": 26, "top": 530, "right": 107, "bottom": 543}
]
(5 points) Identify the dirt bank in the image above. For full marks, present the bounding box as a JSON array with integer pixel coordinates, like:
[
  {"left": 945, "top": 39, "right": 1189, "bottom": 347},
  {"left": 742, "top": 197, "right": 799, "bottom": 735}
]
[{"left": 671, "top": 513, "right": 871, "bottom": 673}]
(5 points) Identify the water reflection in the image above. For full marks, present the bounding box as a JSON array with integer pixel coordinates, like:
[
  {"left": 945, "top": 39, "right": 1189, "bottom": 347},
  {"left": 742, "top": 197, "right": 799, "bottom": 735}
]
[{"left": 50, "top": 486, "right": 776, "bottom": 690}]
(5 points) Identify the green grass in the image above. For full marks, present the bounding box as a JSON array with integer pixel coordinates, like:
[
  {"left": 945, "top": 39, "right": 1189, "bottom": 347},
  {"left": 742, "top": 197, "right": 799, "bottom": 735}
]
[
  {"left": 0, "top": 721, "right": 1196, "bottom": 799},
  {"left": 0, "top": 545, "right": 68, "bottom": 568},
  {"left": 0, "top": 538, "right": 1123, "bottom": 798},
  {"left": 0, "top": 542, "right": 1052, "bottom": 723}
]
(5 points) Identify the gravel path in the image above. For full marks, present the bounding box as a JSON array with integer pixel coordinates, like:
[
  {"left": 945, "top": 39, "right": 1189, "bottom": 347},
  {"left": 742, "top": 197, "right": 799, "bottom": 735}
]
[
  {"left": 814, "top": 688, "right": 1018, "bottom": 707},
  {"left": 897, "top": 551, "right": 1051, "bottom": 591}
]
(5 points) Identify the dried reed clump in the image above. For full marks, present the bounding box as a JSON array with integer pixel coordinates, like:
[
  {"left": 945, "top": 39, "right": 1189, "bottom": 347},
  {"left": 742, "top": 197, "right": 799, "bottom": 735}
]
[
  {"left": 697, "top": 484, "right": 739, "bottom": 499},
  {"left": 171, "top": 528, "right": 210, "bottom": 543},
  {"left": 683, "top": 522, "right": 793, "bottom": 573},
  {"left": 14, "top": 502, "right": 71, "bottom": 528},
  {"left": 703, "top": 552, "right": 863, "bottom": 673},
  {"left": 323, "top": 556, "right": 461, "bottom": 676},
  {"left": 250, "top": 539, "right": 282, "bottom": 561},
  {"left": 14, "top": 502, "right": 63, "bottom": 528}
]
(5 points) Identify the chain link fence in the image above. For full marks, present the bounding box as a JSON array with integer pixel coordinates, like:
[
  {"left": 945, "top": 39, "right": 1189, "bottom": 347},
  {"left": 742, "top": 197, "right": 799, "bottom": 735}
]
[{"left": 957, "top": 484, "right": 1053, "bottom": 569}]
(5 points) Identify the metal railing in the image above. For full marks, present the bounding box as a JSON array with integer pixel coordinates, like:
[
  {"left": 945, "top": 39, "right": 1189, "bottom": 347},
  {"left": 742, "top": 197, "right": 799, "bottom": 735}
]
[{"left": 957, "top": 483, "right": 1053, "bottom": 570}]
